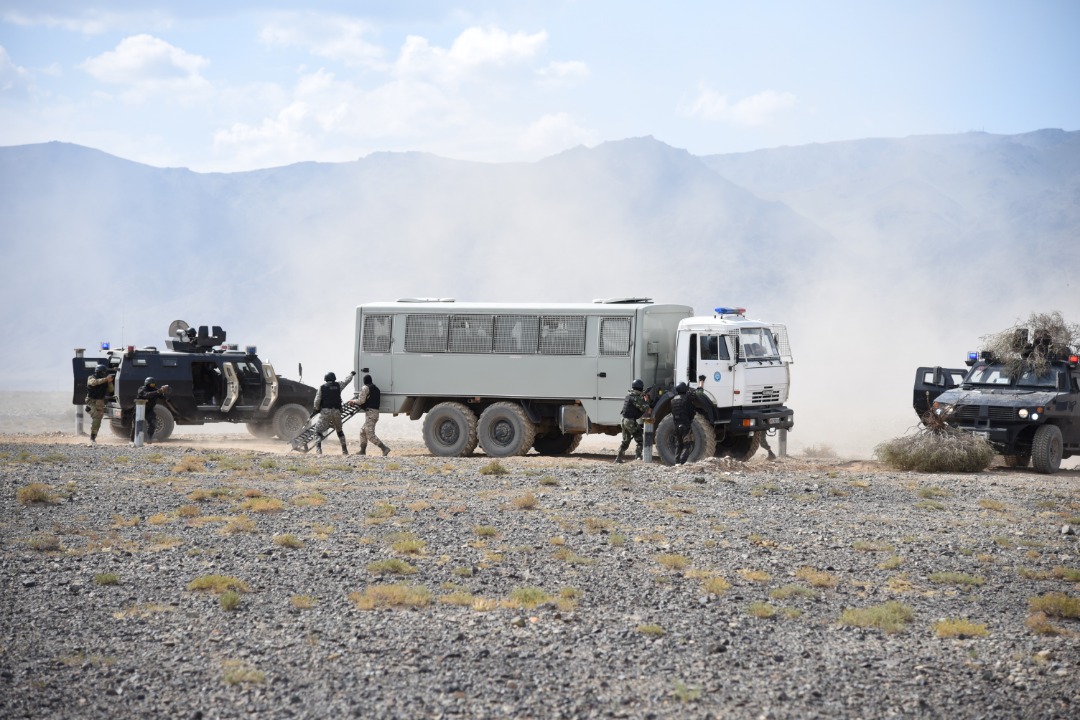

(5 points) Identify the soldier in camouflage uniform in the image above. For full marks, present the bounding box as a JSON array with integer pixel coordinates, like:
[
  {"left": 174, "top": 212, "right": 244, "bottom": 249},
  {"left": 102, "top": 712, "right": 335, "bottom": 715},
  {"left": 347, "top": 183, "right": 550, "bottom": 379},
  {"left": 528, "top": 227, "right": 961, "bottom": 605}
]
[
  {"left": 349, "top": 374, "right": 390, "bottom": 456},
  {"left": 615, "top": 379, "right": 651, "bottom": 463},
  {"left": 313, "top": 370, "right": 355, "bottom": 455},
  {"left": 85, "top": 364, "right": 114, "bottom": 443}
]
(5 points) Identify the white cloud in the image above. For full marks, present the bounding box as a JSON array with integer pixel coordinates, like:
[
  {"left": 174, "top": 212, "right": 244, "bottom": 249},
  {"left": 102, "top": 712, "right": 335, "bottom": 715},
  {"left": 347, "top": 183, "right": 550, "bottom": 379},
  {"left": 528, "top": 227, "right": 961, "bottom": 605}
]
[
  {"left": 519, "top": 112, "right": 596, "bottom": 156},
  {"left": 395, "top": 26, "right": 547, "bottom": 83},
  {"left": 679, "top": 85, "right": 797, "bottom": 126},
  {"left": 0, "top": 45, "right": 31, "bottom": 97},
  {"left": 80, "top": 34, "right": 210, "bottom": 100},
  {"left": 537, "top": 60, "right": 589, "bottom": 87},
  {"left": 259, "top": 14, "right": 384, "bottom": 69}
]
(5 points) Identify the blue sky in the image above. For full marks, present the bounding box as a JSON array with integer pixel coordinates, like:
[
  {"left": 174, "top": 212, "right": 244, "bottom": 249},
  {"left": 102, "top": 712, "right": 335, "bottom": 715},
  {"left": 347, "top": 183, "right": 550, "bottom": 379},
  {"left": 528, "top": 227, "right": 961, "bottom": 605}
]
[{"left": 1, "top": 0, "right": 1077, "bottom": 171}]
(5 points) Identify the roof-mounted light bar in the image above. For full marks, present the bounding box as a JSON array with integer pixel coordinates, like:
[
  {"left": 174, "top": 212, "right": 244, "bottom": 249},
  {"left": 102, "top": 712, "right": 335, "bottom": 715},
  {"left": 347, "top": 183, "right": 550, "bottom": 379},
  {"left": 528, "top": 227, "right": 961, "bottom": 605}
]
[{"left": 714, "top": 307, "right": 746, "bottom": 316}]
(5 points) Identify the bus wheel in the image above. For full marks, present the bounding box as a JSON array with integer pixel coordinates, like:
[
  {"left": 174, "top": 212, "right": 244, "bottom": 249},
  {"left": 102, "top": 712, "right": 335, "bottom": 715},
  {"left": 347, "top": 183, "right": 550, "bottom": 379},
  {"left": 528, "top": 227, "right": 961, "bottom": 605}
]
[
  {"left": 533, "top": 431, "right": 582, "bottom": 456},
  {"left": 423, "top": 402, "right": 478, "bottom": 457},
  {"left": 478, "top": 402, "right": 536, "bottom": 458}
]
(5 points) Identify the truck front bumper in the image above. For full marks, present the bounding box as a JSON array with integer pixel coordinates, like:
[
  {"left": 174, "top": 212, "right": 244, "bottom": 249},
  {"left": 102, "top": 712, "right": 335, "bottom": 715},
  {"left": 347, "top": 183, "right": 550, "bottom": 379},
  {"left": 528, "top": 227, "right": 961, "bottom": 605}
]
[{"left": 730, "top": 406, "right": 794, "bottom": 433}]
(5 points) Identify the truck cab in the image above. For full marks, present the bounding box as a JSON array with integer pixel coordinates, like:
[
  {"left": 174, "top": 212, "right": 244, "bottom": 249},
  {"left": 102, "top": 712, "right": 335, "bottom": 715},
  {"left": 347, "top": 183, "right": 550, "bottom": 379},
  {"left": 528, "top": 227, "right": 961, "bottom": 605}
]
[{"left": 650, "top": 308, "right": 795, "bottom": 464}]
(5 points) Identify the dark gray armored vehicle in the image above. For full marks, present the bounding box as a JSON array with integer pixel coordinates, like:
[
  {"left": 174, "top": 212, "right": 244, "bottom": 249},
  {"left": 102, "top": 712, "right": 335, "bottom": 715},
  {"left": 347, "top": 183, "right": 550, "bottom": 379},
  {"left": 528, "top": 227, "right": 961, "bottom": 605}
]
[
  {"left": 72, "top": 322, "right": 316, "bottom": 442},
  {"left": 916, "top": 344, "right": 1080, "bottom": 474}
]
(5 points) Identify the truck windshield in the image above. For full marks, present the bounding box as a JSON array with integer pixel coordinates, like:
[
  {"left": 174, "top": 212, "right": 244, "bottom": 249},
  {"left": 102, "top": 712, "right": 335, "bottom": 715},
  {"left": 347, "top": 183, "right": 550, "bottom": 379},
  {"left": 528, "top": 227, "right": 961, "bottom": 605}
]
[
  {"left": 965, "top": 364, "right": 1061, "bottom": 388},
  {"left": 739, "top": 328, "right": 779, "bottom": 359}
]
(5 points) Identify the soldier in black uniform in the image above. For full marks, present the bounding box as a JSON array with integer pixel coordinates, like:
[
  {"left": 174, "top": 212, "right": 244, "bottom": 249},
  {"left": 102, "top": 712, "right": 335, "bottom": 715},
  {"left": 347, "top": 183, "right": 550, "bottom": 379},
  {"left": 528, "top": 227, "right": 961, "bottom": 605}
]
[
  {"left": 313, "top": 371, "right": 354, "bottom": 455},
  {"left": 85, "top": 364, "right": 114, "bottom": 443},
  {"left": 131, "top": 377, "right": 169, "bottom": 443},
  {"left": 670, "top": 381, "right": 696, "bottom": 464}
]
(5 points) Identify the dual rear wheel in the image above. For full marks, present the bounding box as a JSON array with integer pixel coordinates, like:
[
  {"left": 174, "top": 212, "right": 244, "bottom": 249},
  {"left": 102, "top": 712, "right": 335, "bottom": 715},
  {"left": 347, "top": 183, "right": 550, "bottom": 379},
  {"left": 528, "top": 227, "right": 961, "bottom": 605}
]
[{"left": 424, "top": 401, "right": 581, "bottom": 458}]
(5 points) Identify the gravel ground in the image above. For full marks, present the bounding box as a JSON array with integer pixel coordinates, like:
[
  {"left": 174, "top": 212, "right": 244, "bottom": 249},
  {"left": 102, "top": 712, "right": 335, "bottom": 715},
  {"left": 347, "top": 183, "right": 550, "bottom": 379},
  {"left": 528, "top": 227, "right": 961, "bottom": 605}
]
[{"left": 2, "top": 432, "right": 1079, "bottom": 719}]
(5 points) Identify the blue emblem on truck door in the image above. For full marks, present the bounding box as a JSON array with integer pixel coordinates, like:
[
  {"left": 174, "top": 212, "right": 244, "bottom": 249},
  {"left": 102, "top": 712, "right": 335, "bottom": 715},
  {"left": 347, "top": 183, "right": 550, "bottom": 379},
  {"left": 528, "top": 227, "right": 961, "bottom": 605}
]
[{"left": 714, "top": 371, "right": 721, "bottom": 382}]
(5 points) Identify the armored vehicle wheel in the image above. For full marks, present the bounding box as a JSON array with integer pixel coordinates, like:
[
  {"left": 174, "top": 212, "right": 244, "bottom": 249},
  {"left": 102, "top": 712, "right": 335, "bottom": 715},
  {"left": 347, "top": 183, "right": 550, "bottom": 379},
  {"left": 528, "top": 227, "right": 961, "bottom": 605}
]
[
  {"left": 655, "top": 414, "right": 716, "bottom": 466},
  {"left": 247, "top": 422, "right": 276, "bottom": 439},
  {"left": 108, "top": 420, "right": 130, "bottom": 439},
  {"left": 152, "top": 405, "right": 175, "bottom": 441},
  {"left": 533, "top": 431, "right": 582, "bottom": 456},
  {"left": 717, "top": 431, "right": 761, "bottom": 461},
  {"left": 1003, "top": 454, "right": 1031, "bottom": 468},
  {"left": 1032, "top": 424, "right": 1063, "bottom": 474},
  {"left": 478, "top": 402, "right": 536, "bottom": 458},
  {"left": 423, "top": 402, "right": 479, "bottom": 457},
  {"left": 273, "top": 403, "right": 310, "bottom": 441}
]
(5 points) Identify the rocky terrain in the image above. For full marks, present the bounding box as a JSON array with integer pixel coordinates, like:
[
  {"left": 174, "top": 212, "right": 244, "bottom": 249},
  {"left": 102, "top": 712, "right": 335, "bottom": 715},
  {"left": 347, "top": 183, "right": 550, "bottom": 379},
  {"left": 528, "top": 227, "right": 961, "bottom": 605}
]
[{"left": 2, "top": 432, "right": 1079, "bottom": 719}]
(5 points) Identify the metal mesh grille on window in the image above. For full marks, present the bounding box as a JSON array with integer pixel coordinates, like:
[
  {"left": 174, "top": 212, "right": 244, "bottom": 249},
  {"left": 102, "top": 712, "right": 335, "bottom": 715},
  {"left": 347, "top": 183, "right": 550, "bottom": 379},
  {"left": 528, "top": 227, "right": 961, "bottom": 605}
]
[
  {"left": 448, "top": 314, "right": 494, "bottom": 353},
  {"left": 599, "top": 318, "right": 631, "bottom": 356},
  {"left": 493, "top": 316, "right": 538, "bottom": 354},
  {"left": 539, "top": 315, "right": 586, "bottom": 355},
  {"left": 361, "top": 315, "right": 392, "bottom": 353},
  {"left": 768, "top": 325, "right": 792, "bottom": 357},
  {"left": 404, "top": 314, "right": 448, "bottom": 353}
]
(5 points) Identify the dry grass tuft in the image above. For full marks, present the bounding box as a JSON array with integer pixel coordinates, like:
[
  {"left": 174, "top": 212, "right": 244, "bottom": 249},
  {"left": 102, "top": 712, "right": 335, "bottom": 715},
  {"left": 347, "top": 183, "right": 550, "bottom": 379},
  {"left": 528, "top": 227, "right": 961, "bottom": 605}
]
[
  {"left": 1029, "top": 592, "right": 1080, "bottom": 619},
  {"left": 637, "top": 624, "right": 665, "bottom": 636},
  {"left": 840, "top": 601, "right": 914, "bottom": 634},
  {"left": 702, "top": 576, "right": 732, "bottom": 595},
  {"left": 172, "top": 456, "right": 206, "bottom": 473},
  {"left": 796, "top": 567, "right": 839, "bottom": 588},
  {"left": 479, "top": 460, "right": 509, "bottom": 476},
  {"left": 222, "top": 515, "right": 256, "bottom": 534},
  {"left": 511, "top": 492, "right": 538, "bottom": 510},
  {"left": 933, "top": 618, "right": 989, "bottom": 638},
  {"left": 17, "top": 483, "right": 58, "bottom": 505},
  {"left": 93, "top": 573, "right": 120, "bottom": 586},
  {"left": 274, "top": 533, "right": 304, "bottom": 549},
  {"left": 747, "top": 601, "right": 777, "bottom": 619},
  {"left": 350, "top": 583, "right": 432, "bottom": 610},
  {"left": 240, "top": 497, "right": 284, "bottom": 513},
  {"left": 506, "top": 586, "right": 552, "bottom": 609},
  {"left": 367, "top": 558, "right": 418, "bottom": 575},
  {"left": 290, "top": 595, "right": 317, "bottom": 609},
  {"left": 928, "top": 572, "right": 985, "bottom": 588},
  {"left": 656, "top": 553, "right": 690, "bottom": 571},
  {"left": 222, "top": 660, "right": 265, "bottom": 685},
  {"left": 875, "top": 421, "right": 995, "bottom": 473},
  {"left": 188, "top": 574, "right": 249, "bottom": 594}
]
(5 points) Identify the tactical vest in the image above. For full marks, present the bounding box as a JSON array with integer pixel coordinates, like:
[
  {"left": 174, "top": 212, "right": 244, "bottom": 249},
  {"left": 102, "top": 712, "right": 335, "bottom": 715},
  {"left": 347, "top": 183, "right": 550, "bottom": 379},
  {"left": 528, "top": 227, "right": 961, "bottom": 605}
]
[
  {"left": 361, "top": 383, "right": 381, "bottom": 410},
  {"left": 671, "top": 394, "right": 695, "bottom": 426},
  {"left": 320, "top": 382, "right": 342, "bottom": 410},
  {"left": 621, "top": 392, "right": 644, "bottom": 420},
  {"left": 87, "top": 378, "right": 109, "bottom": 400}
]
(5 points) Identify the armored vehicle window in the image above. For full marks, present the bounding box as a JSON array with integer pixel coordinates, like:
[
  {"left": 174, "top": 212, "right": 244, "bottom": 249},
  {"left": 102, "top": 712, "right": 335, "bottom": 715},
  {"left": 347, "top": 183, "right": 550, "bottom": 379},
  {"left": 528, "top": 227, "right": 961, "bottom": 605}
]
[
  {"left": 539, "top": 315, "right": 586, "bottom": 355},
  {"left": 133, "top": 358, "right": 148, "bottom": 366},
  {"left": 1016, "top": 366, "right": 1063, "bottom": 389},
  {"left": 448, "top": 314, "right": 494, "bottom": 354},
  {"left": 405, "top": 314, "right": 448, "bottom": 353},
  {"left": 493, "top": 315, "right": 538, "bottom": 354},
  {"left": 162, "top": 358, "right": 178, "bottom": 367},
  {"left": 362, "top": 314, "right": 392, "bottom": 353},
  {"left": 966, "top": 365, "right": 1011, "bottom": 385},
  {"left": 599, "top": 318, "right": 631, "bottom": 356}
]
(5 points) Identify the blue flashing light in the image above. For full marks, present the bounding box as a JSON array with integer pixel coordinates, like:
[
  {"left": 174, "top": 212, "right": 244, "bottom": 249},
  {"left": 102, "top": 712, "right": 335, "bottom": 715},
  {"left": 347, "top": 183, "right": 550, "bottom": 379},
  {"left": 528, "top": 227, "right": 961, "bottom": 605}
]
[
  {"left": 714, "top": 307, "right": 746, "bottom": 316},
  {"left": 100, "top": 342, "right": 110, "bottom": 351},
  {"left": 967, "top": 351, "right": 978, "bottom": 362},
  {"left": 246, "top": 345, "right": 257, "bottom": 355}
]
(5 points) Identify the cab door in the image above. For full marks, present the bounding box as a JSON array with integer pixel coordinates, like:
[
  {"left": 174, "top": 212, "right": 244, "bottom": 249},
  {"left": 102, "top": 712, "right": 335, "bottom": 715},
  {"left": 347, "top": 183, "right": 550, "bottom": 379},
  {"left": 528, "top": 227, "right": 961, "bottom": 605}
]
[
  {"left": 696, "top": 334, "right": 735, "bottom": 408},
  {"left": 220, "top": 362, "right": 240, "bottom": 412}
]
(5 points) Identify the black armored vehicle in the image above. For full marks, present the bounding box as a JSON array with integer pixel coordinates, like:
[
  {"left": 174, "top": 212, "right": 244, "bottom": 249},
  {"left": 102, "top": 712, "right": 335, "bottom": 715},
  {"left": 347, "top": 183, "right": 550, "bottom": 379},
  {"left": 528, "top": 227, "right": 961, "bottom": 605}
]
[
  {"left": 72, "top": 321, "right": 317, "bottom": 442},
  {"left": 914, "top": 339, "right": 1080, "bottom": 474}
]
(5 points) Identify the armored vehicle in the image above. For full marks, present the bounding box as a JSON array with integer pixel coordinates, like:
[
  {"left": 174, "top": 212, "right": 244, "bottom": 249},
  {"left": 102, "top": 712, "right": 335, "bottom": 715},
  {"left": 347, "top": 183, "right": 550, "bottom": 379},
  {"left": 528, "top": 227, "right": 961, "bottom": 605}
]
[
  {"left": 353, "top": 299, "right": 793, "bottom": 463},
  {"left": 916, "top": 346, "right": 1080, "bottom": 474},
  {"left": 72, "top": 321, "right": 316, "bottom": 442}
]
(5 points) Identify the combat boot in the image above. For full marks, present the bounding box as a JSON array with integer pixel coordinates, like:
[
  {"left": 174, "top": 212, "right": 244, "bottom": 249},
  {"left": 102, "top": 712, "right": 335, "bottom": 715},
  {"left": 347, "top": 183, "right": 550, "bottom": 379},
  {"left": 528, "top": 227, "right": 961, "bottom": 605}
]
[
  {"left": 340, "top": 438, "right": 349, "bottom": 455},
  {"left": 89, "top": 434, "right": 97, "bottom": 443},
  {"left": 358, "top": 444, "right": 367, "bottom": 456},
  {"left": 615, "top": 450, "right": 625, "bottom": 464},
  {"left": 315, "top": 441, "right": 323, "bottom": 455},
  {"left": 378, "top": 442, "right": 391, "bottom": 457}
]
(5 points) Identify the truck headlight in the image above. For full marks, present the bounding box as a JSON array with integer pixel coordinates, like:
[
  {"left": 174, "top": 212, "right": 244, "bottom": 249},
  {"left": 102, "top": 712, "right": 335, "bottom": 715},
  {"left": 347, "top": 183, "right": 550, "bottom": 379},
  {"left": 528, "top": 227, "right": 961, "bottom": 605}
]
[{"left": 1018, "top": 408, "right": 1029, "bottom": 419}]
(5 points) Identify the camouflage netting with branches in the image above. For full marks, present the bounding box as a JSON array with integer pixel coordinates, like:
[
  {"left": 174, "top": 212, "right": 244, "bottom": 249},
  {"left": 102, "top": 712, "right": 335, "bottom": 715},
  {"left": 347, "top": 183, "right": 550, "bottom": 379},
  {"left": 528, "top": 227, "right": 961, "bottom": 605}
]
[
  {"left": 875, "top": 413, "right": 996, "bottom": 473},
  {"left": 980, "top": 311, "right": 1080, "bottom": 377}
]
